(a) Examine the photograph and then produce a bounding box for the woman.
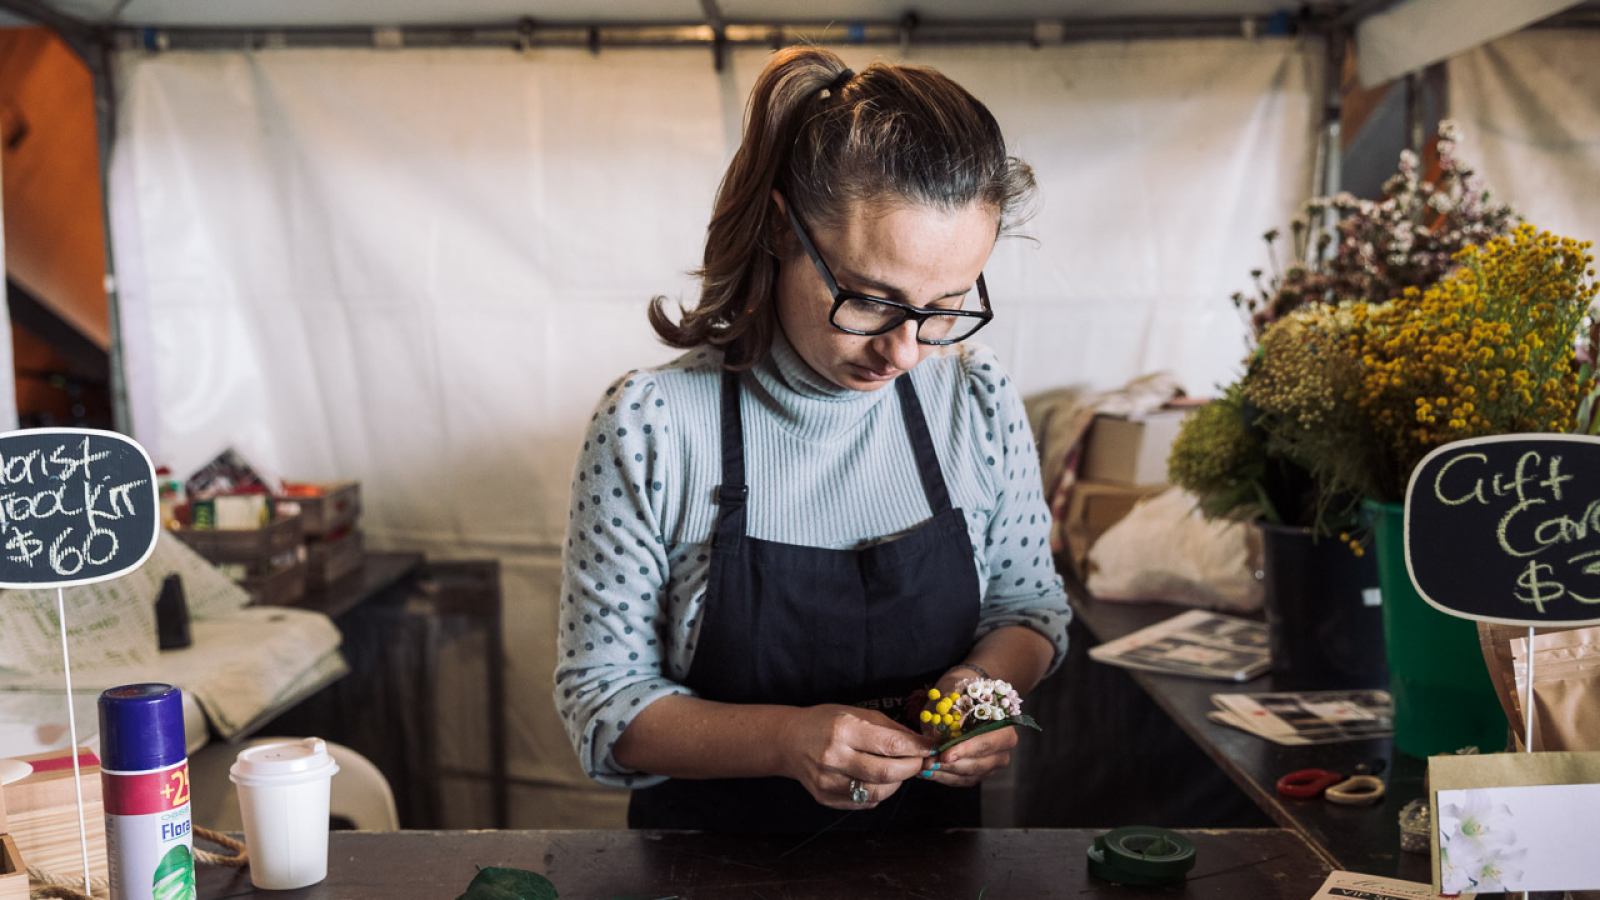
[555,46,1070,832]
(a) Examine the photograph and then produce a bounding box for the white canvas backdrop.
[1448,30,1600,248]
[108,39,1316,825]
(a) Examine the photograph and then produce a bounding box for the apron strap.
[714,368,749,549]
[894,374,953,515]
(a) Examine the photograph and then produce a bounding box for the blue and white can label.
[102,758,195,900]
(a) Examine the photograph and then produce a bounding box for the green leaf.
[936,714,1040,753]
[152,844,196,900]
[456,866,560,900]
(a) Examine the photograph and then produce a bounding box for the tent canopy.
[17,0,1322,29]
[8,0,1598,87]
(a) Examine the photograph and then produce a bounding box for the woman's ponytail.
[649,47,849,366]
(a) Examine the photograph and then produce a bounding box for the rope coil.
[26,827,248,900]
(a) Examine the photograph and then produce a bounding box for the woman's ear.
[767,191,797,260]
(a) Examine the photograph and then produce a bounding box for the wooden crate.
[241,559,308,606]
[279,481,361,538]
[4,750,107,889]
[306,529,364,589]
[170,511,303,572]
[0,773,21,900]
[0,833,25,900]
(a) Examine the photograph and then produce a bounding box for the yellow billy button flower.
[920,710,934,724]
[927,689,941,701]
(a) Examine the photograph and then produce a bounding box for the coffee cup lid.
[229,738,340,787]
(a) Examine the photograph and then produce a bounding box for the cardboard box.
[1058,479,1167,582]
[4,749,108,888]
[1079,410,1193,486]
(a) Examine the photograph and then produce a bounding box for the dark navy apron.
[628,368,984,832]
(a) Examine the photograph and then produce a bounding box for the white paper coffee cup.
[229,737,341,890]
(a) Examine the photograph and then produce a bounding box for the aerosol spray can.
[99,684,196,900]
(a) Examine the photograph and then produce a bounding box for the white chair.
[189,737,399,832]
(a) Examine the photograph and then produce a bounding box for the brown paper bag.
[1478,621,1528,745]
[1512,625,1600,753]
[1478,622,1600,752]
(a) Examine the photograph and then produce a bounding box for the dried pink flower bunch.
[1234,120,1519,340]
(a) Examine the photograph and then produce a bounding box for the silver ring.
[848,779,869,804]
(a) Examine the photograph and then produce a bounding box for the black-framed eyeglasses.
[783,199,994,345]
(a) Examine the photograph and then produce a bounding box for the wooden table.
[1070,596,1433,881]
[197,829,1333,899]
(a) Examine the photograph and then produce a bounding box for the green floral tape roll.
[1086,826,1197,885]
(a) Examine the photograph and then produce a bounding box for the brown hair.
[647,46,1037,368]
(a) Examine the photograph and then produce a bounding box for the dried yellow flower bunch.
[1347,224,1597,500]
[1247,303,1365,433]
[1166,383,1268,521]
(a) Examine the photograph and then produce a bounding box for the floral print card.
[1430,750,1600,894]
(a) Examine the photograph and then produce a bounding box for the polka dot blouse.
[555,329,1072,787]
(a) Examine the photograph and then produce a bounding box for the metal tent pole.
[110,15,1295,53]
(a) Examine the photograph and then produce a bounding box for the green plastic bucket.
[1366,499,1507,758]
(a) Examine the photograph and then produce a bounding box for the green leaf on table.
[937,714,1041,753]
[456,866,560,900]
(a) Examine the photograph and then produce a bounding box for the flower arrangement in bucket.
[1168,121,1521,539]
[1170,121,1600,752]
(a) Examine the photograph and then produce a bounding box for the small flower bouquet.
[920,678,1040,751]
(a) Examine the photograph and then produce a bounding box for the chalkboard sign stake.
[1521,628,1535,900]
[53,584,94,897]
[1523,625,1537,755]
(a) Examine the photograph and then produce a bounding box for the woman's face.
[776,198,999,392]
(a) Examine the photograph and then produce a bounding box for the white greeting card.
[1437,783,1600,894]
[1431,751,1600,894]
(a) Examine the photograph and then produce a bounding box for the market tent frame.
[2,0,1598,434]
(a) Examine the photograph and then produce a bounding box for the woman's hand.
[919,725,1018,787]
[778,704,937,809]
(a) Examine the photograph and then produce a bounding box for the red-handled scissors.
[1276,767,1385,806]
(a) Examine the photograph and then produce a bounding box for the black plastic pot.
[1255,521,1388,689]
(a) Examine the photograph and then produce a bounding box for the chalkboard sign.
[0,427,160,589]
[1406,434,1600,627]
